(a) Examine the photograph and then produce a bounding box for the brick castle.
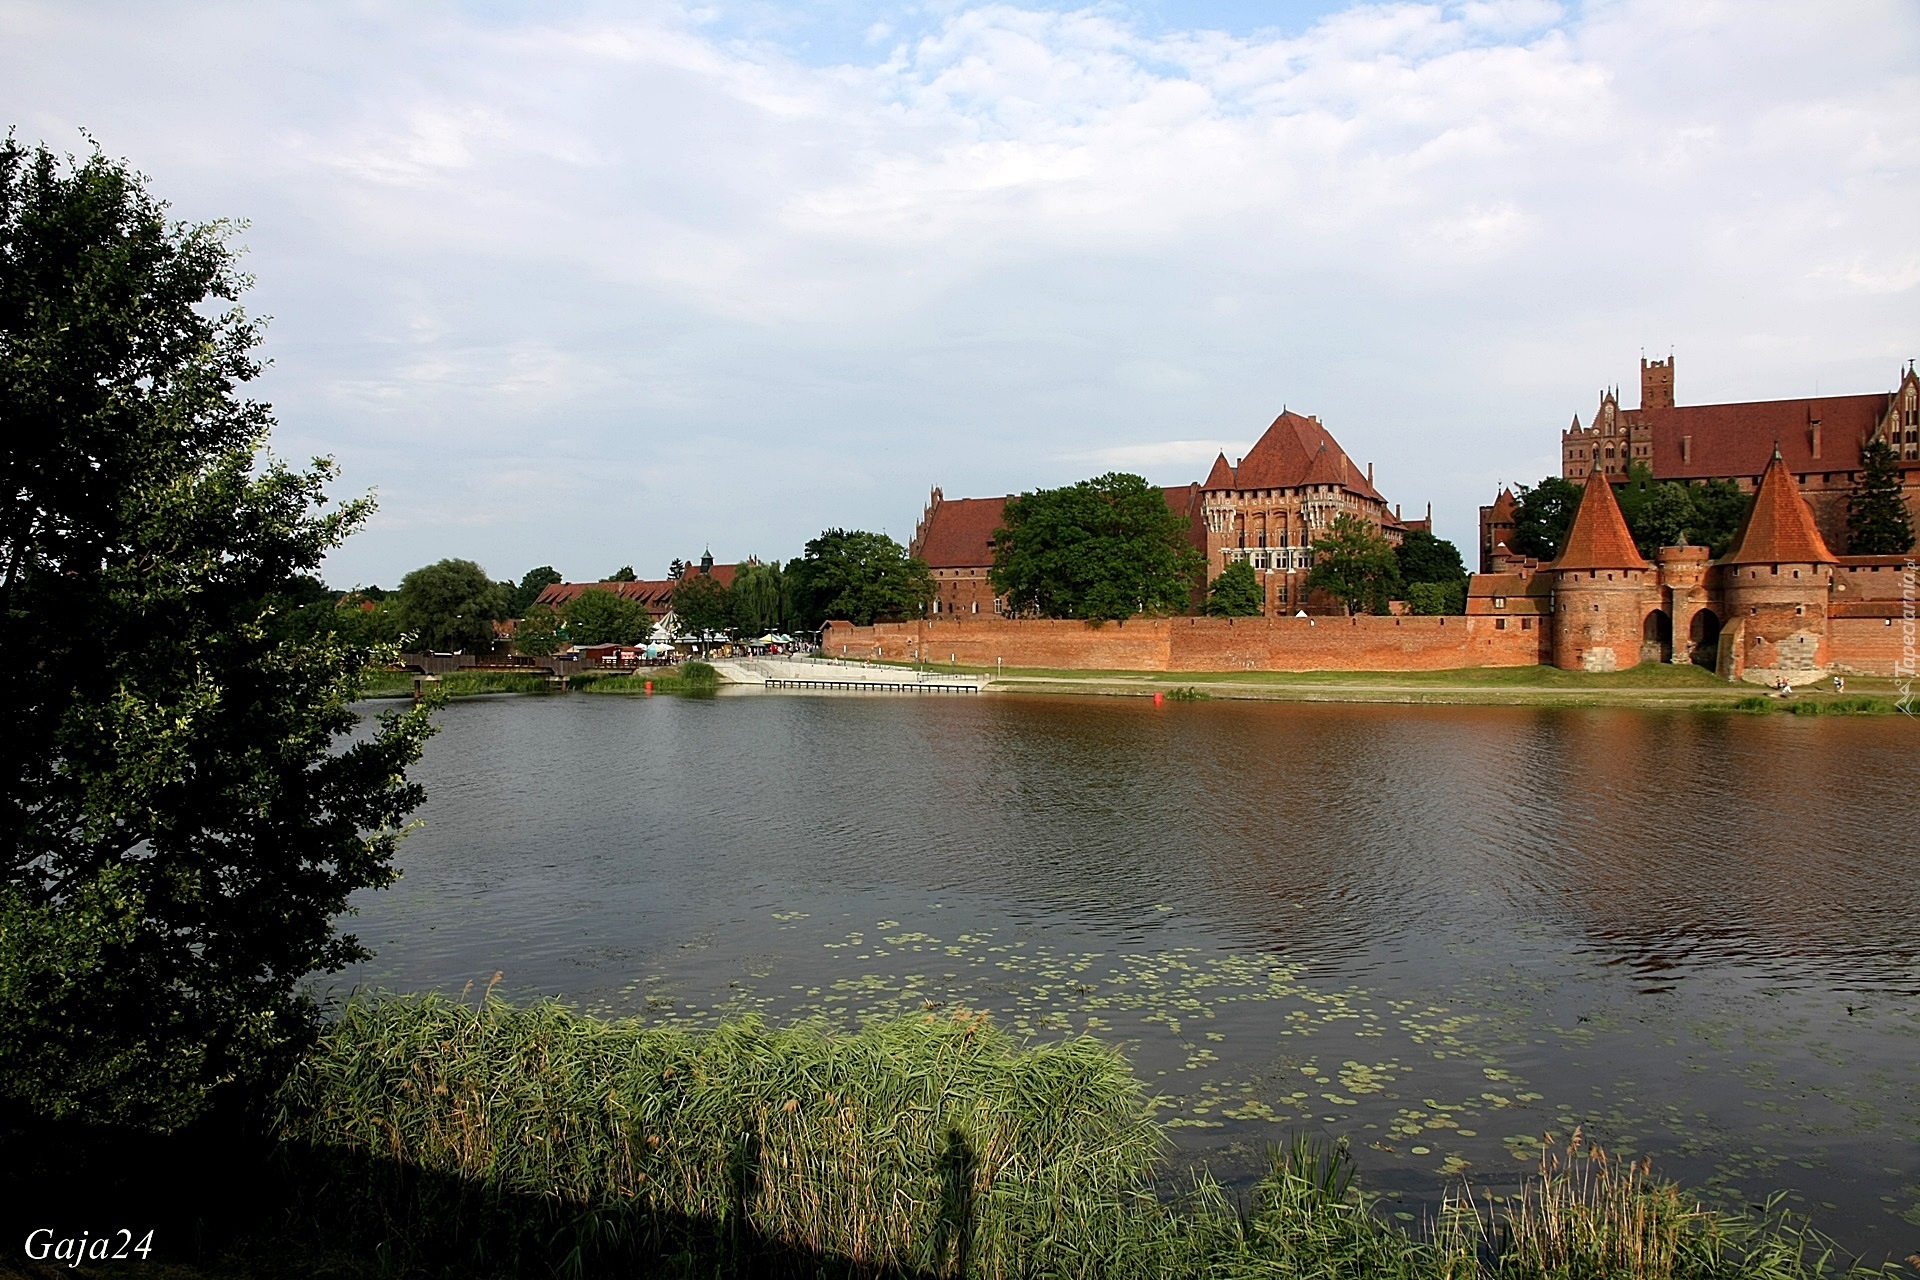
[835,361,1916,681]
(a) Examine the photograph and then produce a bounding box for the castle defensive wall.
[874,365,1916,682]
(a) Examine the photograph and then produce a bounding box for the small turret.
[1714,450,1835,682]
[1546,470,1660,671]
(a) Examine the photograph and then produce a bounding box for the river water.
[336,690,1920,1263]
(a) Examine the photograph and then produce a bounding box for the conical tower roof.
[1718,449,1836,565]
[1203,453,1236,490]
[1549,469,1652,571]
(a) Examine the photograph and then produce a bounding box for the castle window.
[1493,596,1507,609]
[1496,617,1508,630]
[1795,604,1804,616]
[971,600,978,614]
[1522,618,1532,630]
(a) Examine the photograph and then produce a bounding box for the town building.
[1556,355,1920,554]
[534,551,737,625]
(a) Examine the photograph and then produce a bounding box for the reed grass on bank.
[277,996,1900,1280]
[572,661,720,695]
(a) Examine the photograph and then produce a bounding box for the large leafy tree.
[1307,513,1400,615]
[1393,529,1466,615]
[990,473,1203,620]
[0,138,433,1131]
[671,571,733,649]
[394,558,508,651]
[788,530,934,629]
[1508,475,1583,561]
[1204,560,1264,616]
[513,603,566,656]
[562,587,653,645]
[731,560,789,635]
[1847,437,1915,555]
[508,565,562,616]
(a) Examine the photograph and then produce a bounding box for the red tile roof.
[912,496,1010,569]
[534,564,737,614]
[1488,487,1518,522]
[1550,469,1651,571]
[1641,393,1887,479]
[1718,451,1836,565]
[1204,410,1385,502]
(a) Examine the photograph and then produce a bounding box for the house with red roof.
[533,551,738,625]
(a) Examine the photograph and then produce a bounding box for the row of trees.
[1510,446,1915,562]
[287,528,943,654]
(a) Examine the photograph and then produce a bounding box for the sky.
[6,0,1917,587]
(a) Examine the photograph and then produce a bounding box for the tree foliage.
[730,560,790,636]
[671,571,733,647]
[508,565,562,616]
[989,473,1203,621]
[1393,529,1466,615]
[1307,514,1400,615]
[0,137,433,1131]
[1511,469,1750,561]
[561,588,652,646]
[514,602,566,655]
[1847,437,1916,555]
[603,565,637,582]
[1508,476,1583,561]
[1393,529,1464,587]
[788,530,934,629]
[394,558,508,651]
[1204,560,1264,616]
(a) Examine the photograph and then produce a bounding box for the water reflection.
[337,692,1920,1260]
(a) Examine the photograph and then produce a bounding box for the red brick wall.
[822,614,1549,672]
[1829,616,1911,675]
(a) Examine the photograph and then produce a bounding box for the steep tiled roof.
[1640,393,1887,479]
[1205,410,1385,502]
[1488,487,1518,522]
[1550,469,1652,571]
[535,563,737,613]
[912,496,1010,569]
[1718,450,1837,565]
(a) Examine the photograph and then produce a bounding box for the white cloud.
[3,0,1915,581]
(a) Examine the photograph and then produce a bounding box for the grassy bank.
[270,995,1900,1279]
[356,663,725,700]
[938,661,1905,712]
[571,660,721,695]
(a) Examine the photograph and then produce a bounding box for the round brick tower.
[1715,450,1837,682]
[1547,469,1661,672]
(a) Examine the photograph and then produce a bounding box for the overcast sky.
[7,0,1917,586]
